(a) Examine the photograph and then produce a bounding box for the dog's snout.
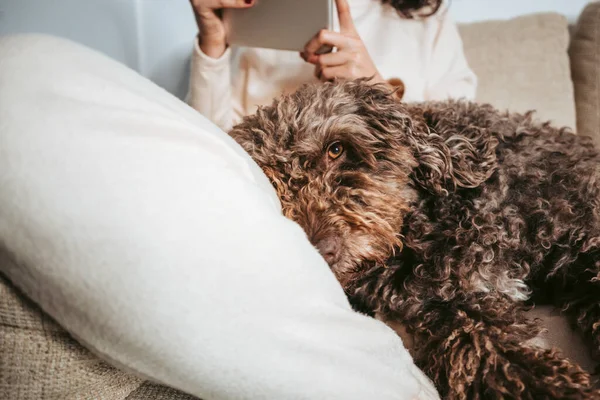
[315,237,342,265]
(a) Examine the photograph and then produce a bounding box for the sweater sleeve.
[424,11,477,101]
[186,38,243,132]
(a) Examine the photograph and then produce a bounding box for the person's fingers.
[218,0,254,7]
[191,0,254,32]
[306,51,350,67]
[335,0,356,33]
[314,65,322,80]
[191,0,254,10]
[303,30,352,60]
[319,65,352,81]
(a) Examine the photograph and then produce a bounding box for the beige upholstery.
[127,383,197,400]
[459,13,576,130]
[570,1,600,144]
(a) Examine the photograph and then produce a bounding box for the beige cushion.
[570,1,600,144]
[459,13,576,130]
[127,383,197,400]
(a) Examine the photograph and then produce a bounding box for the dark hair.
[382,0,444,18]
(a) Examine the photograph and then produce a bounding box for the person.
[187,0,476,132]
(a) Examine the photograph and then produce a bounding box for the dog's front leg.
[400,294,597,400]
[542,248,600,370]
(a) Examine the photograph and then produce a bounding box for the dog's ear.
[351,83,498,195]
[405,106,499,196]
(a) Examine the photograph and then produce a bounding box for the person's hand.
[189,0,254,59]
[300,0,384,84]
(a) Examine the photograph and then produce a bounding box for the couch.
[2,2,600,399]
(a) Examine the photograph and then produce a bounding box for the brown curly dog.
[229,79,600,399]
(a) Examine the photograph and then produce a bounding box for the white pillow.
[0,34,439,400]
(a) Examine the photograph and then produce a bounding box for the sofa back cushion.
[459,13,576,130]
[570,1,600,144]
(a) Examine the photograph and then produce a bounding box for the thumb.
[335,0,356,33]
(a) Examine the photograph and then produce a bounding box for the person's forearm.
[199,33,228,59]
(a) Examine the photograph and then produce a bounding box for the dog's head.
[229,80,427,285]
[230,80,498,286]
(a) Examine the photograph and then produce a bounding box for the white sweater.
[187,0,476,132]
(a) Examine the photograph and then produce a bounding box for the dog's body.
[229,80,600,399]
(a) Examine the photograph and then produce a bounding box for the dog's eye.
[327,142,344,160]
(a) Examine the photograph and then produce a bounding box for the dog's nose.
[315,237,342,265]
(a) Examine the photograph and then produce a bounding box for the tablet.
[223,0,334,52]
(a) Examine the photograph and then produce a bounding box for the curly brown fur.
[229,80,600,399]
